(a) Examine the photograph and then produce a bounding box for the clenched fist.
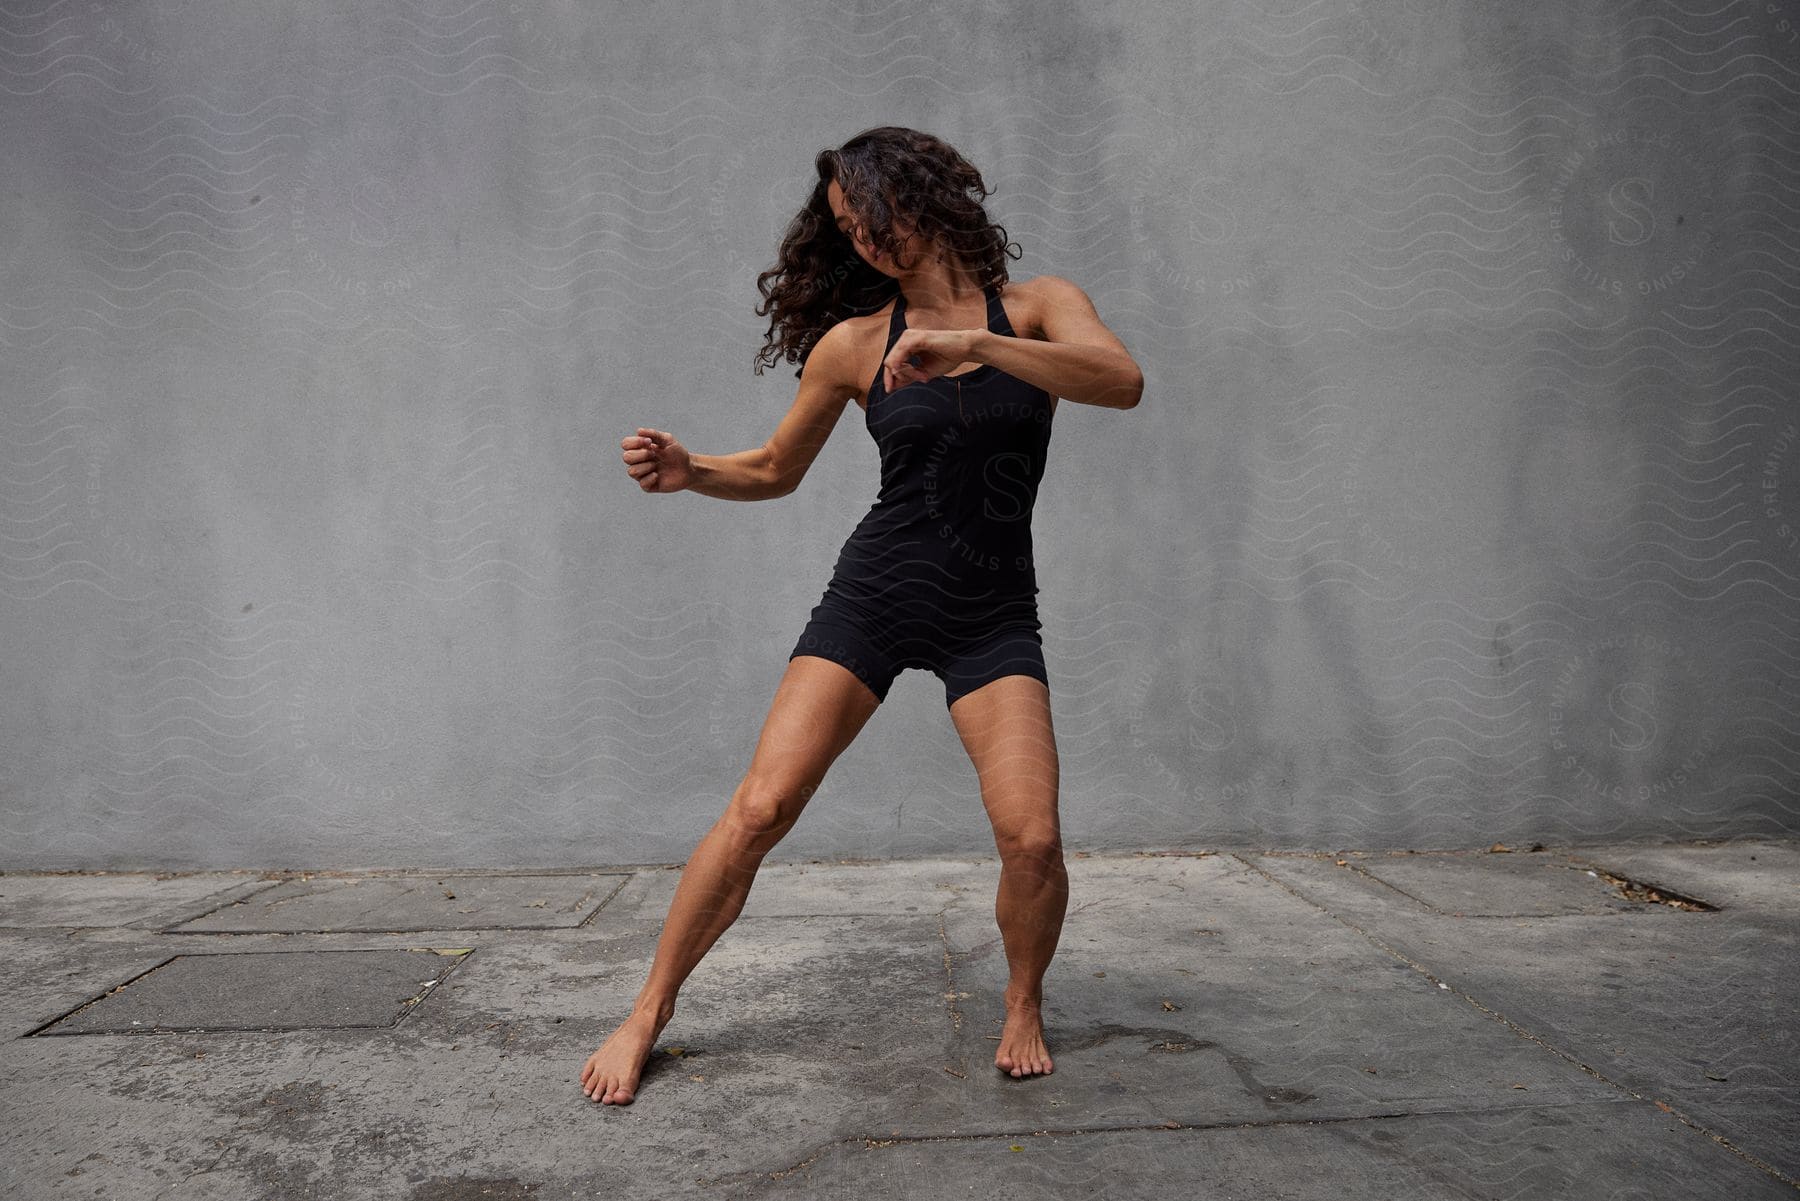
[621,427,692,493]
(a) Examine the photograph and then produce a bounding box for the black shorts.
[788,599,1048,709]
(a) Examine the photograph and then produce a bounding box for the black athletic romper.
[788,281,1055,709]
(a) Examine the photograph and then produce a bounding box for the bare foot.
[580,1011,666,1105]
[994,993,1054,1078]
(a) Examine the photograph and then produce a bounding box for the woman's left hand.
[883,328,978,394]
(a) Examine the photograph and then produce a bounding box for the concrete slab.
[738,855,993,918]
[1334,850,1635,916]
[164,872,633,933]
[933,853,1618,1135]
[31,947,472,1035]
[0,913,958,1200]
[540,856,990,931]
[1246,844,1800,1180]
[0,870,272,930]
[710,1102,1797,1200]
[1560,839,1800,914]
[0,842,1793,1199]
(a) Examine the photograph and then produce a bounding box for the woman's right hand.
[621,427,693,493]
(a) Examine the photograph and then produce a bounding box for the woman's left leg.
[948,671,1065,1078]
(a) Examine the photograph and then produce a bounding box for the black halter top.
[821,282,1055,632]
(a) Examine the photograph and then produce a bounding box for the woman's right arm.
[684,445,778,500]
[628,321,857,501]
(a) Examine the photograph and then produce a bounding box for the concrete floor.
[1,839,1795,1199]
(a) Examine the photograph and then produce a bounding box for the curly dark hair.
[750,126,1021,378]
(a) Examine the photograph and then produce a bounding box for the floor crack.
[937,909,965,1037]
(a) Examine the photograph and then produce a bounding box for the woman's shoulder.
[823,292,901,338]
[814,300,897,405]
[825,300,895,358]
[1000,274,1071,341]
[1006,273,1078,301]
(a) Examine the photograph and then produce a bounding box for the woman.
[582,126,1143,1105]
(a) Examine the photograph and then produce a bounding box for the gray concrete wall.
[2,0,1796,870]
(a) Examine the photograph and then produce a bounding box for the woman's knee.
[722,774,817,848]
[994,823,1063,866]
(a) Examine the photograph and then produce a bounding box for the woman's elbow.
[763,447,805,499]
[1119,367,1144,409]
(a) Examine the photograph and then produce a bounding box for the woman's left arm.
[976,275,1144,409]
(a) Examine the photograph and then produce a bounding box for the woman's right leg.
[579,653,883,1104]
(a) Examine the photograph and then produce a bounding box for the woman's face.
[826,177,917,274]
